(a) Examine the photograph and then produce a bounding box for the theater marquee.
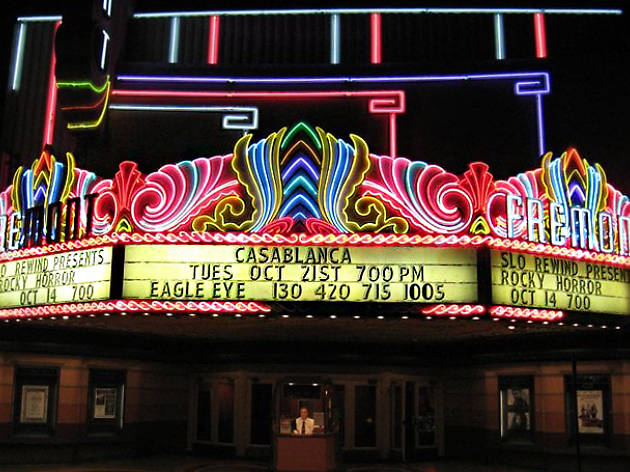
[1,124,630,318]
[491,250,630,315]
[122,245,478,303]
[0,247,113,308]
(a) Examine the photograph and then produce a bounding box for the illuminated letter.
[22,205,45,247]
[526,198,546,243]
[619,216,630,255]
[550,202,567,246]
[506,194,523,238]
[597,212,615,254]
[570,207,594,250]
[64,197,81,241]
[7,213,21,251]
[46,201,63,244]
[84,193,98,237]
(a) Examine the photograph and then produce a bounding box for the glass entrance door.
[391,379,441,461]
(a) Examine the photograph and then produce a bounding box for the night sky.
[0,1,628,190]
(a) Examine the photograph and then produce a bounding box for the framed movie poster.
[88,369,126,433]
[499,376,534,442]
[20,385,49,423]
[93,387,118,419]
[565,374,611,445]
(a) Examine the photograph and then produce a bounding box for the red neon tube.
[370,13,382,64]
[43,21,61,147]
[207,15,220,64]
[534,13,547,59]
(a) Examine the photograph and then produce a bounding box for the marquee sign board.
[2,124,630,317]
[491,250,630,315]
[122,244,478,303]
[0,247,113,308]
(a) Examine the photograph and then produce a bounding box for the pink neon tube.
[207,15,220,64]
[370,13,382,64]
[43,21,61,147]
[534,13,547,59]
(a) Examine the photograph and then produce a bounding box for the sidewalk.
[0,456,544,472]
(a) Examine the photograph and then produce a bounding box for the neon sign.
[2,124,630,259]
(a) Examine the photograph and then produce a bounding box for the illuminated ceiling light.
[143,312,150,316]
[166,312,173,317]
[3,320,8,323]
[587,324,594,328]
[62,316,69,320]
[508,325,516,330]
[401,315,409,320]
[89,314,96,318]
[615,326,621,330]
[472,316,479,320]
[353,315,360,319]
[121,312,127,316]
[312,383,319,386]
[573,323,579,327]
[329,315,337,319]
[527,320,533,324]
[104,313,110,317]
[601,325,607,329]
[212,313,219,317]
[282,314,289,318]
[542,321,549,325]
[258,314,265,318]
[492,318,500,322]
[449,316,456,320]
[51,316,56,320]
[189,313,196,317]
[15,319,20,323]
[306,314,314,319]
[558,322,564,326]
[425,316,433,320]
[377,315,384,320]
[235,314,242,318]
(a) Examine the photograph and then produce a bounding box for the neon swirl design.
[363,155,473,234]
[131,156,238,232]
[230,130,284,232]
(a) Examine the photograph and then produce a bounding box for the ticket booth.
[273,377,337,472]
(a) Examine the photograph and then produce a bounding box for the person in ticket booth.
[295,407,314,435]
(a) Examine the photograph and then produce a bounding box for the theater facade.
[0,3,628,470]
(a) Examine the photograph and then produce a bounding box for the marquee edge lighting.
[0,299,272,319]
[4,233,630,268]
[489,306,564,321]
[421,304,486,316]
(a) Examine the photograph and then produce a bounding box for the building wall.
[0,352,188,464]
[444,360,630,470]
